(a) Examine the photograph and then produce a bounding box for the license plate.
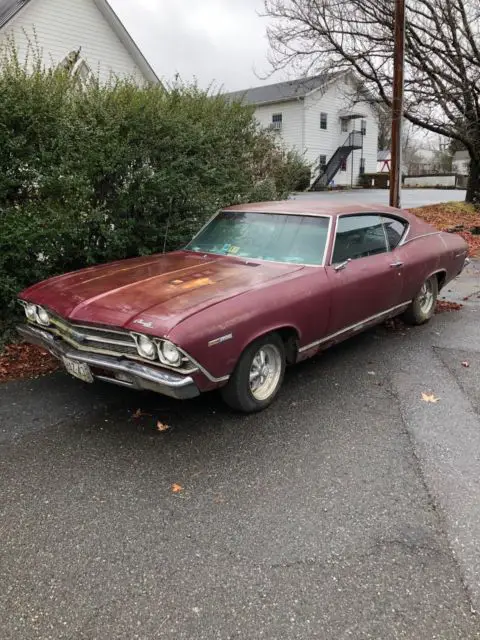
[62,357,94,383]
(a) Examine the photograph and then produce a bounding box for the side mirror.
[334,258,351,272]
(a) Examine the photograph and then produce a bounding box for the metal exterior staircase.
[310,131,363,191]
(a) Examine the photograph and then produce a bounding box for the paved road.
[292,188,466,209]
[1,263,480,639]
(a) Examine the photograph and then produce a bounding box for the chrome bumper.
[17,324,200,400]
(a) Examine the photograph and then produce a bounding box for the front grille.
[31,313,198,375]
[50,316,139,357]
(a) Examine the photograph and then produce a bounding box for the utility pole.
[390,0,406,208]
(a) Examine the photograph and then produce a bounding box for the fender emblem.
[133,319,154,329]
[208,333,233,347]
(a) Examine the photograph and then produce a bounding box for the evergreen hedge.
[0,52,309,341]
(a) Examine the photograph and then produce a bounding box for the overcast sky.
[110,0,283,91]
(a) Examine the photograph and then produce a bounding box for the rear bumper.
[17,324,200,400]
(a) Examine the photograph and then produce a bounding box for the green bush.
[0,50,309,341]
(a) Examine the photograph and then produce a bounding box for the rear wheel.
[221,333,286,413]
[403,275,438,325]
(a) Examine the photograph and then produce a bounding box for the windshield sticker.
[227,245,240,254]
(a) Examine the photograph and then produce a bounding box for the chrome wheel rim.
[249,344,282,401]
[419,280,434,314]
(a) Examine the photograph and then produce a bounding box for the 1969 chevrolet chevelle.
[18,201,469,412]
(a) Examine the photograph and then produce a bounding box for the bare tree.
[402,122,423,174]
[375,104,392,151]
[263,0,480,204]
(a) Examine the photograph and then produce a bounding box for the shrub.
[0,50,309,341]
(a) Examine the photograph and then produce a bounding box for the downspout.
[300,97,306,156]
[351,148,354,187]
[360,122,365,186]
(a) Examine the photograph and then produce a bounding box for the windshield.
[185,211,330,265]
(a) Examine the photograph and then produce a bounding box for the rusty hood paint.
[20,251,304,336]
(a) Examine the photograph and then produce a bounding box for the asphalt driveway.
[292,188,466,208]
[1,262,479,639]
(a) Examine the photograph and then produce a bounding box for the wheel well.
[274,327,300,364]
[435,270,447,291]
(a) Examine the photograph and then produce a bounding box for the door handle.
[334,258,351,271]
[390,261,404,268]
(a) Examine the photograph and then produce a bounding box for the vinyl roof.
[224,200,405,217]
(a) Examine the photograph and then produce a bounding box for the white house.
[225,72,378,189]
[452,150,470,176]
[0,0,159,85]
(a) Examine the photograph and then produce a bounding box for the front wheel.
[221,334,286,413]
[403,275,438,325]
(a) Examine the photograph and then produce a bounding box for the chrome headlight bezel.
[24,302,37,322]
[36,306,50,326]
[158,340,182,367]
[135,334,157,361]
[131,333,186,369]
[21,301,50,326]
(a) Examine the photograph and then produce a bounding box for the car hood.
[21,251,303,336]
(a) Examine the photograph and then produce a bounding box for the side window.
[332,215,388,263]
[320,112,328,130]
[381,216,408,249]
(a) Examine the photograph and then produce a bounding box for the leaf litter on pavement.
[422,392,440,403]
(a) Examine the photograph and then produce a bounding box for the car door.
[381,214,442,304]
[325,214,404,335]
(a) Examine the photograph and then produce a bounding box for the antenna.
[162,197,173,253]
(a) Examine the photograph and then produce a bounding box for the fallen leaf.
[171,483,183,493]
[0,342,59,382]
[462,361,470,368]
[422,392,440,403]
[435,300,463,313]
[156,421,170,432]
[132,408,151,419]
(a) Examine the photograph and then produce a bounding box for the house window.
[361,119,367,135]
[359,157,366,175]
[341,119,349,133]
[340,157,347,172]
[320,112,328,130]
[271,113,282,130]
[318,155,327,173]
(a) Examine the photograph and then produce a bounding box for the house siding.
[0,0,145,83]
[253,99,305,155]
[303,80,378,186]
[251,77,378,187]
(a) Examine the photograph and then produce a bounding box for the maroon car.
[18,201,469,412]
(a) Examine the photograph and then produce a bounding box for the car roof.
[223,200,407,218]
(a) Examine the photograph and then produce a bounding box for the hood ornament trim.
[133,319,154,329]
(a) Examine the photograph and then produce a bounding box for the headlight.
[36,307,50,326]
[159,341,181,366]
[137,335,156,360]
[25,303,37,322]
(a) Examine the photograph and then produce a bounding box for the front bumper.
[17,324,200,400]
